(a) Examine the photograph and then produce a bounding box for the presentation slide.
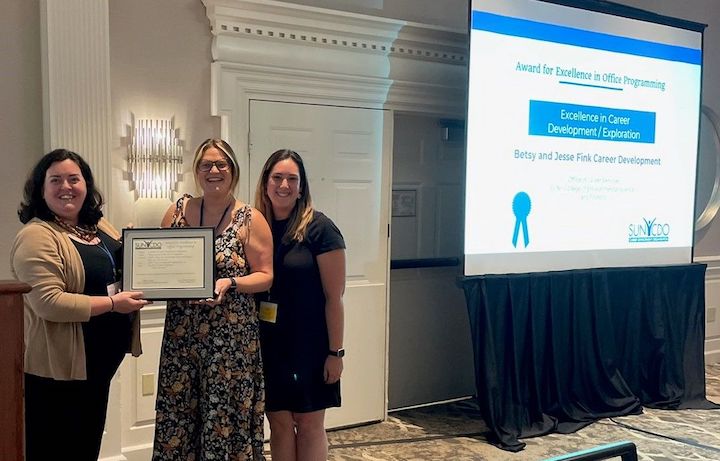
[465,0,703,275]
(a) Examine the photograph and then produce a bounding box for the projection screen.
[464,0,705,275]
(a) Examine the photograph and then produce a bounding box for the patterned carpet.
[318,364,720,460]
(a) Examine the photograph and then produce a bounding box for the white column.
[41,0,114,221]
[40,3,123,459]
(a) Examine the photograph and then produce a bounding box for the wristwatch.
[328,348,345,358]
[229,277,237,291]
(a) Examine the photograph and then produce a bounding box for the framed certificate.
[122,227,215,300]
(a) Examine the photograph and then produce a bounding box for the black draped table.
[461,263,719,451]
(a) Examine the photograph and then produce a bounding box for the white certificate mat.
[122,227,215,299]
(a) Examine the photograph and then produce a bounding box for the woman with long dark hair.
[255,149,346,461]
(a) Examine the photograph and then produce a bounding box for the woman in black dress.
[255,149,346,461]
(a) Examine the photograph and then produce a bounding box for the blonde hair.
[191,138,240,192]
[254,149,314,243]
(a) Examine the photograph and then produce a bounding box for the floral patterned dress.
[153,195,265,461]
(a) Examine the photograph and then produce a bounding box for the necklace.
[53,215,98,242]
[200,198,233,235]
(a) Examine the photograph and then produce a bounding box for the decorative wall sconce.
[127,118,183,199]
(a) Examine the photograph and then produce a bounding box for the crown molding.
[203,0,468,116]
[204,0,467,66]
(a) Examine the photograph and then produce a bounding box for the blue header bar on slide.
[471,11,701,65]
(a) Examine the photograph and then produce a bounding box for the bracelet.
[229,277,237,291]
[109,295,115,313]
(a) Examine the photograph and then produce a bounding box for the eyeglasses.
[198,160,230,172]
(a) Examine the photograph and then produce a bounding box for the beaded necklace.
[53,215,98,242]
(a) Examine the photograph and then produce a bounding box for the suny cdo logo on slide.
[628,218,670,243]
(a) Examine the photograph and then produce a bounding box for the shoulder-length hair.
[18,149,104,225]
[191,138,240,192]
[254,149,314,243]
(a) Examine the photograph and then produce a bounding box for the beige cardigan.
[11,217,141,380]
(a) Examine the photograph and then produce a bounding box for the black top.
[71,231,131,381]
[260,210,345,412]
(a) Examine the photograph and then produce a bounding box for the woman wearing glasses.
[152,139,273,460]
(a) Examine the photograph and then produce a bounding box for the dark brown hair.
[18,149,104,225]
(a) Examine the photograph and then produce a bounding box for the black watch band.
[229,277,237,290]
[328,348,345,358]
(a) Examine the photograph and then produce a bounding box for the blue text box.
[528,100,656,143]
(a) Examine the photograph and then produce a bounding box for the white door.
[248,100,391,428]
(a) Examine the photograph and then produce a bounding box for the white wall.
[109,0,219,230]
[612,0,720,362]
[389,113,474,409]
[279,0,469,30]
[106,3,221,458]
[615,0,720,260]
[0,0,43,279]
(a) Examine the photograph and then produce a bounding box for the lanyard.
[96,239,117,280]
[200,198,234,235]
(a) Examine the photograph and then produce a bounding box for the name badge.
[259,301,278,323]
[107,281,121,296]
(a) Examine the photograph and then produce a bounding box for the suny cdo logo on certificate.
[628,217,670,243]
[134,240,162,250]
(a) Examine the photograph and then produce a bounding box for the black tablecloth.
[462,263,718,451]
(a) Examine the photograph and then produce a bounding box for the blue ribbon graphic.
[512,192,531,248]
